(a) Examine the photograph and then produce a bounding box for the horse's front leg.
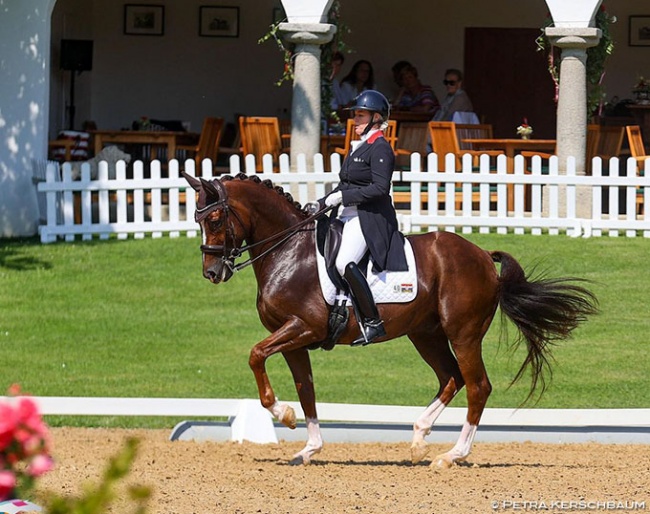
[249,317,318,432]
[283,348,322,466]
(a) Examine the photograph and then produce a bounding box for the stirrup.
[351,319,386,347]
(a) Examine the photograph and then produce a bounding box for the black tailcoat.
[328,132,408,273]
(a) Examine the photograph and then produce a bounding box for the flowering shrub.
[0,385,53,503]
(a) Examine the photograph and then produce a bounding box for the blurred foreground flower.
[0,386,53,503]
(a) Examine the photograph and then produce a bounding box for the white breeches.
[335,214,368,277]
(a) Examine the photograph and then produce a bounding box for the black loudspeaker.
[60,39,93,71]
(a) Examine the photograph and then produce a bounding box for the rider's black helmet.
[346,90,390,121]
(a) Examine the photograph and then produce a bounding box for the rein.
[197,191,332,273]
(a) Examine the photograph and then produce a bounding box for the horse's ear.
[201,178,225,203]
[181,170,201,192]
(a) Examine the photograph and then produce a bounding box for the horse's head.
[183,172,243,284]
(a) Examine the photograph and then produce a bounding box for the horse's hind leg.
[408,326,465,464]
[433,336,492,468]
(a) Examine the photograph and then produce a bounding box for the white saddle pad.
[317,238,418,306]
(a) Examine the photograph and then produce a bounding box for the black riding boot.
[343,262,386,346]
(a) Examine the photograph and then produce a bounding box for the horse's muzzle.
[203,261,234,284]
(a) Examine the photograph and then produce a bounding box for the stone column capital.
[278,22,336,45]
[544,27,602,49]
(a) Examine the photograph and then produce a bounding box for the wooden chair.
[625,125,648,214]
[177,117,224,174]
[279,118,292,152]
[429,121,502,171]
[626,125,648,166]
[456,123,494,150]
[394,122,429,168]
[239,116,283,172]
[586,125,623,174]
[333,119,398,156]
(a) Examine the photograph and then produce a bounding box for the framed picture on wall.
[124,4,165,36]
[629,15,650,46]
[199,6,239,38]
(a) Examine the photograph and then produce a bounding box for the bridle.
[195,180,332,274]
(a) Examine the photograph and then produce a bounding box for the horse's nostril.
[204,269,218,282]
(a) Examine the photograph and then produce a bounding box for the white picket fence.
[35,152,650,243]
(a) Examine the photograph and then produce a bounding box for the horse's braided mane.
[220,172,307,214]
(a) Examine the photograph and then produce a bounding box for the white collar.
[360,128,381,142]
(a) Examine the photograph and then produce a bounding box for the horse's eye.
[208,218,223,231]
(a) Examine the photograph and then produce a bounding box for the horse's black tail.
[490,251,599,404]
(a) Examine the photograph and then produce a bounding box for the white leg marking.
[413,398,446,442]
[292,417,323,465]
[411,398,446,464]
[433,421,478,468]
[269,400,286,420]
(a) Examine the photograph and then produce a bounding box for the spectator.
[433,68,474,121]
[393,65,440,114]
[329,51,346,110]
[391,60,412,88]
[339,60,375,107]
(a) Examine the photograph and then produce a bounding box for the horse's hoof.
[410,441,430,464]
[280,405,297,429]
[288,455,309,466]
[431,453,454,469]
[289,453,311,466]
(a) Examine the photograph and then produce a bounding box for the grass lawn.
[1,232,649,428]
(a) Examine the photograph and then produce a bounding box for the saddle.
[314,213,414,351]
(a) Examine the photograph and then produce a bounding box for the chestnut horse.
[183,172,597,467]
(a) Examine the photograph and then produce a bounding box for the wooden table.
[463,138,556,210]
[92,130,199,161]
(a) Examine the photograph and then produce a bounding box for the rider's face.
[353,110,377,136]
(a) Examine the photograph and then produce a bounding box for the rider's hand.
[304,201,320,214]
[325,191,343,208]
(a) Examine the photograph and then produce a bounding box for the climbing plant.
[536,5,616,119]
[258,1,351,122]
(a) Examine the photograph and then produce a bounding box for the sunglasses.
[443,79,458,86]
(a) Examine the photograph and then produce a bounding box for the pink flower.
[0,470,16,501]
[28,454,54,477]
[0,405,18,451]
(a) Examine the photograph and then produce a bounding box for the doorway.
[464,28,557,139]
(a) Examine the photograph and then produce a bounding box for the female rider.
[321,90,407,345]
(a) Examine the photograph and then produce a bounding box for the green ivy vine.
[258,1,351,122]
[536,6,616,119]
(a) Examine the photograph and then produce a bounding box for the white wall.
[48,0,646,136]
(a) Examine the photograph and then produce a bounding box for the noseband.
[195,181,332,274]
[195,183,246,274]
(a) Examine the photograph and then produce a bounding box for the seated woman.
[393,65,440,114]
[339,60,376,108]
[433,68,474,121]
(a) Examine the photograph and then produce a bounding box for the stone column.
[545,27,601,217]
[278,23,336,170]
